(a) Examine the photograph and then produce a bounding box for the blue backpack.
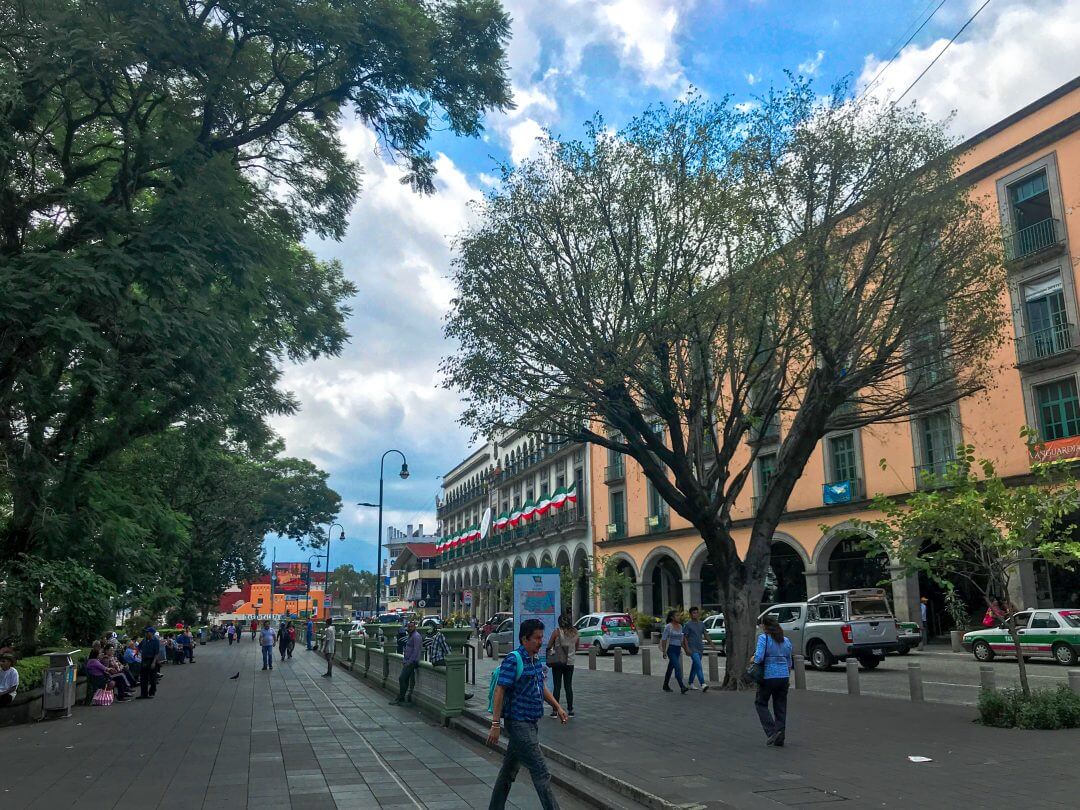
[487,649,525,715]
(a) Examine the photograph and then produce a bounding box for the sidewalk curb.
[451,707,721,810]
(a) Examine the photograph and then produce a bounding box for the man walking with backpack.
[487,618,567,810]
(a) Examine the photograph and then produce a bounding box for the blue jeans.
[261,645,273,669]
[664,647,686,690]
[687,651,705,686]
[489,720,559,810]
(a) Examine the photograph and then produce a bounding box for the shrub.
[978,685,1080,730]
[9,650,91,691]
[630,610,656,636]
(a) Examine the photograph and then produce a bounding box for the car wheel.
[808,642,833,671]
[485,642,493,658]
[857,656,881,670]
[896,644,910,656]
[972,640,994,662]
[594,640,609,656]
[1052,642,1078,666]
[628,646,639,655]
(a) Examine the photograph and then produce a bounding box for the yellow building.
[590,78,1080,633]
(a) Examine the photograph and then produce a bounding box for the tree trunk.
[719,569,765,690]
[1006,618,1031,697]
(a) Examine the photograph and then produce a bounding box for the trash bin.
[42,649,79,719]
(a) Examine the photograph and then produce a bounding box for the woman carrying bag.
[546,613,578,717]
[751,615,793,746]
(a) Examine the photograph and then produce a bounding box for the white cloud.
[798,50,825,76]
[600,0,683,87]
[478,172,500,188]
[507,118,548,164]
[746,72,759,86]
[857,0,1080,138]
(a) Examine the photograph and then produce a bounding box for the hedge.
[13,651,91,691]
[978,685,1080,730]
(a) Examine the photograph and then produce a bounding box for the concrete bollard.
[908,662,924,702]
[846,658,860,696]
[614,647,623,673]
[979,665,996,691]
[1069,669,1080,696]
[793,655,807,690]
[589,646,597,670]
[708,651,719,683]
[950,630,964,653]
[641,647,651,676]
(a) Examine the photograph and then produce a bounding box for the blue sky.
[263,0,1080,574]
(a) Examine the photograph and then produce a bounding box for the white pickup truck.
[761,588,901,671]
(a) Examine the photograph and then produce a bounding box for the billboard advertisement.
[273,562,310,595]
[512,567,560,670]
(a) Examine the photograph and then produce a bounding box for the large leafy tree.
[0,0,512,642]
[445,82,1005,687]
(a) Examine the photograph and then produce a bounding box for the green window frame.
[609,490,626,526]
[827,433,858,484]
[1035,378,1080,441]
[758,452,778,494]
[918,411,955,468]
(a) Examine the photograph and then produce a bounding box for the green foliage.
[10,652,91,692]
[630,610,659,637]
[979,686,1080,730]
[0,0,510,644]
[597,555,634,611]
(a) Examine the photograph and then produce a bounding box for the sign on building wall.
[273,562,310,594]
[512,568,560,669]
[1031,436,1080,463]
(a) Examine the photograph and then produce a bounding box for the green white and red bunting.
[438,482,579,553]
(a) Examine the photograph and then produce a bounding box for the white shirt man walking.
[322,621,336,678]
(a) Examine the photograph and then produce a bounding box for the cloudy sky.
[263,0,1080,573]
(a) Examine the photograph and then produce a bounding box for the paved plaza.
[0,641,586,810]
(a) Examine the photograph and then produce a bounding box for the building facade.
[215,572,330,622]
[438,431,596,622]
[383,523,436,610]
[590,78,1080,635]
[394,542,441,615]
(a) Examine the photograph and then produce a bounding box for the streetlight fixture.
[324,522,345,620]
[357,449,410,615]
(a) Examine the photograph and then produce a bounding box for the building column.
[804,568,830,598]
[1010,556,1037,610]
[681,578,702,610]
[636,581,652,616]
[891,567,920,623]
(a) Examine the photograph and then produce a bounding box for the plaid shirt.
[425,632,451,664]
[497,646,545,722]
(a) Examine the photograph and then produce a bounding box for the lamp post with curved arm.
[324,522,345,620]
[358,449,410,615]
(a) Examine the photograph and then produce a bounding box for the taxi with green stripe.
[962,608,1080,666]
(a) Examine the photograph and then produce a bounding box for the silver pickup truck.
[761,588,901,671]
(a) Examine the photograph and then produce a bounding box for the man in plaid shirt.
[425,626,451,666]
[487,618,567,810]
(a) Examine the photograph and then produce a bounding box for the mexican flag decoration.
[508,502,524,527]
[548,481,578,509]
[494,511,510,530]
[535,490,553,516]
[519,498,537,523]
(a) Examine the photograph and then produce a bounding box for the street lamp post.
[322,523,345,620]
[358,449,409,616]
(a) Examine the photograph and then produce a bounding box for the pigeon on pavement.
[229,672,240,680]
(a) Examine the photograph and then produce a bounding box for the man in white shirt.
[0,654,19,707]
[260,621,277,671]
[322,621,336,678]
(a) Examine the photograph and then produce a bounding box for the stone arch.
[814,522,894,595]
[571,544,591,618]
[639,546,688,616]
[539,551,554,568]
[525,553,538,569]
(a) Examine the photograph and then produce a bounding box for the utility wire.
[859,0,951,100]
[894,0,994,104]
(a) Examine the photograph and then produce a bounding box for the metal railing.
[1003,218,1063,262]
[603,461,625,483]
[606,521,626,540]
[1015,322,1078,366]
[645,513,669,533]
[913,461,954,490]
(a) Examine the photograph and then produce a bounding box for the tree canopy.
[445,80,1005,685]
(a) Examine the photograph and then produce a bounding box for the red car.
[481,612,512,639]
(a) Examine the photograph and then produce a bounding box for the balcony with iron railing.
[913,460,955,490]
[645,512,669,534]
[494,439,576,486]
[1003,218,1065,263]
[603,461,625,484]
[437,483,490,516]
[440,506,586,565]
[606,520,626,540]
[1015,322,1080,369]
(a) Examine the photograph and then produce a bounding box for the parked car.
[761,588,901,671]
[484,617,516,657]
[962,608,1080,666]
[703,613,726,655]
[481,612,512,639]
[420,616,442,632]
[895,621,921,654]
[575,612,639,655]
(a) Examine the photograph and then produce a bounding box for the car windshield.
[848,597,891,617]
[1060,611,1080,628]
[603,615,632,629]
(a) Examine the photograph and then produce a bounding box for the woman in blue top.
[753,614,793,746]
[661,610,689,694]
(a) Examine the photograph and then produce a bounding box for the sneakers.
[568,709,575,717]
[262,666,267,671]
[689,684,700,690]
[389,699,403,705]
[550,710,558,718]
[774,730,785,747]
[702,684,709,693]
[662,685,673,692]
[680,687,689,694]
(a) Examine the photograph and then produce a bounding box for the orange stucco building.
[591,77,1080,631]
[216,573,331,621]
